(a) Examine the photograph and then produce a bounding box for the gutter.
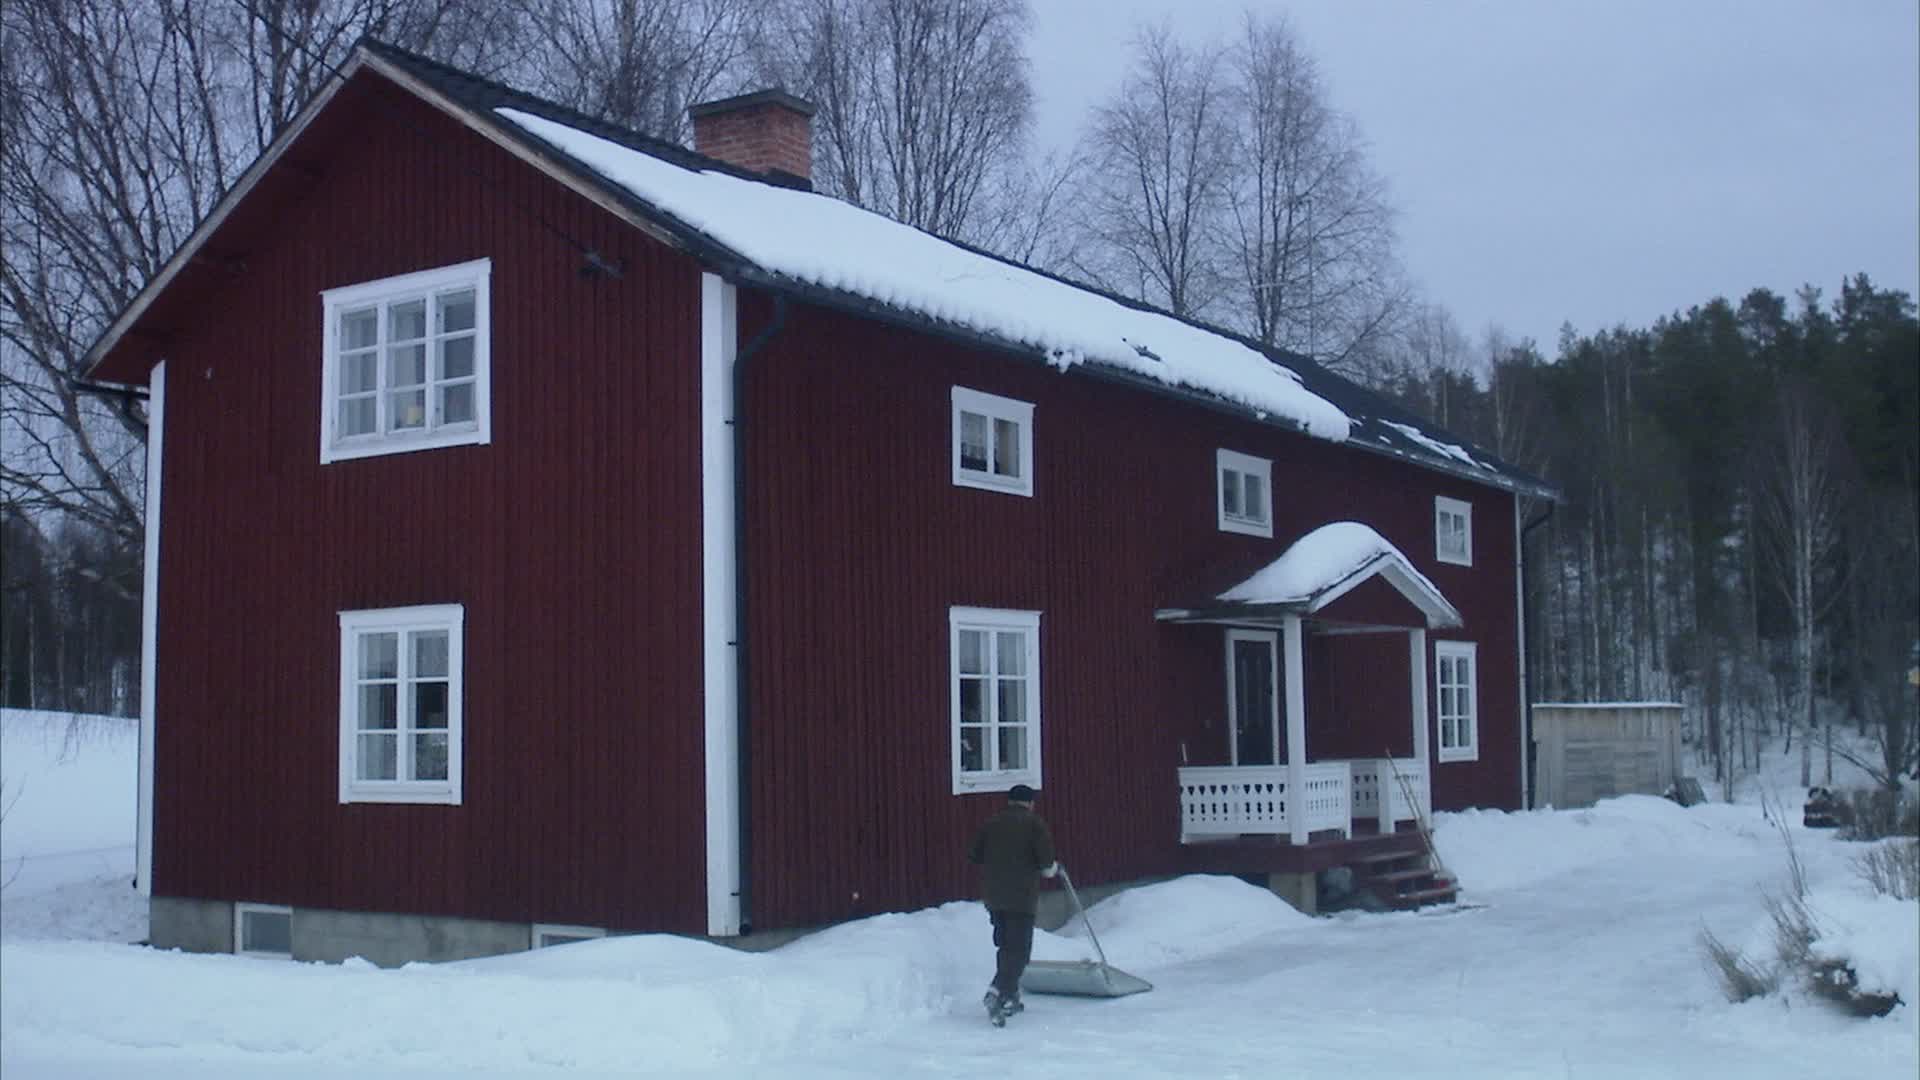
[729,290,788,934]
[1517,499,1556,809]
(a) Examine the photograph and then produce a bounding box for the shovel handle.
[1057,867,1113,969]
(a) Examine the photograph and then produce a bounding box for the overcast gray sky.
[1027,0,1920,352]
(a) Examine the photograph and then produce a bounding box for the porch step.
[1382,883,1459,910]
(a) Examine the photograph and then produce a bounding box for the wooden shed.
[1531,703,1685,809]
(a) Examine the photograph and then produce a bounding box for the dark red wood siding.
[739,296,1523,929]
[151,75,712,932]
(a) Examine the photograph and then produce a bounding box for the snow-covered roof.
[1160,522,1461,628]
[495,108,1353,441]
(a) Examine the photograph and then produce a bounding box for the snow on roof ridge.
[495,107,1352,442]
[1218,522,1400,605]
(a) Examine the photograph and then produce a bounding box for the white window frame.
[338,604,465,805]
[1216,449,1273,538]
[533,923,607,948]
[949,606,1042,794]
[320,258,493,464]
[235,902,294,959]
[951,386,1034,497]
[1435,495,1473,566]
[1435,640,1479,763]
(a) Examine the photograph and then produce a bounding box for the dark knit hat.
[1007,784,1037,803]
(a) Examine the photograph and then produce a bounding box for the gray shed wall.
[1532,703,1684,809]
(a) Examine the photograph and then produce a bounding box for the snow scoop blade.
[1020,959,1153,998]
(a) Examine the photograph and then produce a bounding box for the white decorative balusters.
[1182,758,1426,842]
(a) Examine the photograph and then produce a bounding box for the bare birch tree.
[1222,11,1402,368]
[1,0,520,712]
[1751,378,1849,786]
[516,0,754,141]
[752,0,1033,244]
[1075,22,1231,319]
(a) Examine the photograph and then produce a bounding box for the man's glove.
[1041,861,1060,878]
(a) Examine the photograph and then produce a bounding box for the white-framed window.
[950,606,1041,793]
[339,604,465,805]
[1435,496,1472,566]
[1216,449,1273,538]
[533,923,607,949]
[952,386,1034,496]
[320,259,492,463]
[235,902,293,959]
[1435,640,1478,763]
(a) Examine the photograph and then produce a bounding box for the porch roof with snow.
[1154,522,1463,629]
[81,39,1556,502]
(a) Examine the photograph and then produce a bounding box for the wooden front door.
[1227,629,1279,765]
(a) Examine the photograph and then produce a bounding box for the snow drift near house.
[3,708,1914,1078]
[495,108,1353,443]
[0,710,137,912]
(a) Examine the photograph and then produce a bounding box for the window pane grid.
[955,619,1035,778]
[352,625,455,784]
[335,286,482,441]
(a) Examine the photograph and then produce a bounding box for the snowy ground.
[2,708,1914,1078]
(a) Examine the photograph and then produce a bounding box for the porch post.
[1410,628,1430,816]
[1283,614,1308,844]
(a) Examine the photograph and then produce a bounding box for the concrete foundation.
[294,907,529,967]
[150,896,532,967]
[1265,870,1318,915]
[150,895,234,953]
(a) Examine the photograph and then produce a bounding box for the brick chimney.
[689,89,816,189]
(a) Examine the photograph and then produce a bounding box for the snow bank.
[1,710,137,909]
[1053,874,1313,969]
[1435,794,1781,893]
[1807,884,1920,1008]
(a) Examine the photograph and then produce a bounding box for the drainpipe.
[1518,499,1555,809]
[730,291,788,934]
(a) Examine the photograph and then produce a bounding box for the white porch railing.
[1178,763,1353,841]
[1179,758,1428,842]
[1349,758,1430,834]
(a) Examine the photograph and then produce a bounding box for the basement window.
[952,386,1034,496]
[338,604,465,805]
[235,903,293,959]
[320,259,492,463]
[533,924,607,949]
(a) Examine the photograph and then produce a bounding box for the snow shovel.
[1019,867,1153,997]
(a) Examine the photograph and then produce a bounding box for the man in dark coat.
[968,783,1057,1022]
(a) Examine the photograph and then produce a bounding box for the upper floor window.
[1435,496,1472,566]
[339,604,465,804]
[950,606,1042,793]
[1435,640,1478,763]
[1217,449,1272,538]
[952,386,1033,496]
[321,259,492,463]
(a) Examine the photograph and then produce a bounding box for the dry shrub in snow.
[1854,838,1920,902]
[1701,802,1906,1017]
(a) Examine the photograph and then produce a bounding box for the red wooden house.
[86,41,1555,964]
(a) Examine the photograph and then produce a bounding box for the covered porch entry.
[1156,522,1463,849]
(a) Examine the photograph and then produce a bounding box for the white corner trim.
[136,361,165,898]
[700,272,742,937]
